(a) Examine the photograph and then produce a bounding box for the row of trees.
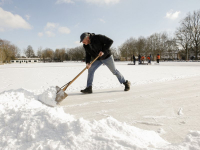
[22,45,69,62]
[35,46,119,62]
[119,10,200,60]
[35,46,83,62]
[119,32,177,61]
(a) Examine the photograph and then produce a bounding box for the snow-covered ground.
[0,61,200,150]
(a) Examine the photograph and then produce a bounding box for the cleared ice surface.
[1,62,200,93]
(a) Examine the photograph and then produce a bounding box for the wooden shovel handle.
[62,55,100,91]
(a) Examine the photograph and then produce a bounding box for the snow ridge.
[0,89,169,150]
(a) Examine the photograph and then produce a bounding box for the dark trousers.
[157,59,159,63]
[138,59,141,64]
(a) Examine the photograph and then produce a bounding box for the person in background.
[80,32,131,94]
[157,54,160,63]
[138,54,141,64]
[147,55,151,64]
[149,54,151,64]
[141,56,145,63]
[133,54,135,65]
[147,54,151,64]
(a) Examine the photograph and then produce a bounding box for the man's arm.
[85,51,91,64]
[83,44,91,64]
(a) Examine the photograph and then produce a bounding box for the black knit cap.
[80,32,89,43]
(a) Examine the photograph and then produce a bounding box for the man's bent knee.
[112,69,119,75]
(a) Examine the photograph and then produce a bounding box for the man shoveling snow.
[80,32,131,93]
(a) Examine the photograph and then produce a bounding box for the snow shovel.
[55,55,100,104]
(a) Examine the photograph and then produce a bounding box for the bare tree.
[54,49,61,62]
[136,36,146,56]
[55,48,67,62]
[176,10,200,60]
[165,38,178,60]
[146,36,155,59]
[37,46,43,60]
[66,46,85,61]
[175,27,192,60]
[119,37,137,60]
[60,48,66,62]
[44,48,54,62]
[41,50,47,62]
[0,39,5,63]
[24,45,35,58]
[148,33,165,60]
[0,39,19,63]
[189,10,200,60]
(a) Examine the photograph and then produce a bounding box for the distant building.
[10,58,40,63]
[120,57,132,61]
[161,52,179,60]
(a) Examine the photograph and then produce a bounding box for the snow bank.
[1,89,200,150]
[0,88,168,150]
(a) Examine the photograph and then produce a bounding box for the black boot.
[123,80,131,91]
[80,86,92,94]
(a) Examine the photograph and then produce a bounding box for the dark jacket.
[133,55,135,60]
[83,33,113,64]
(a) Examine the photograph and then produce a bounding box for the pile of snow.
[1,89,200,149]
[0,89,168,149]
[38,86,57,107]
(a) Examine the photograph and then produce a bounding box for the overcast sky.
[0,0,200,54]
